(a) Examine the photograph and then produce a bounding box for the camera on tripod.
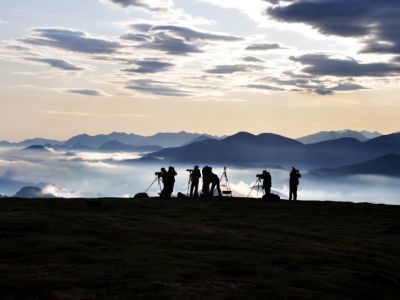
[155,171,162,176]
[256,174,263,179]
[186,169,194,172]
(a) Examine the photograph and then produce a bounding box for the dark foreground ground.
[0,198,399,300]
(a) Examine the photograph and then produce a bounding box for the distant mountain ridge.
[0,138,63,148]
[297,130,381,144]
[98,140,162,153]
[0,130,384,150]
[149,131,400,168]
[312,154,400,177]
[0,132,220,150]
[60,131,220,149]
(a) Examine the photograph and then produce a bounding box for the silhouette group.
[149,165,301,201]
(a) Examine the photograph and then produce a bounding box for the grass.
[0,198,399,299]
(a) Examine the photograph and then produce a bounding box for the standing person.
[209,167,222,198]
[202,166,211,197]
[258,170,272,196]
[190,166,201,198]
[289,167,301,201]
[158,167,168,198]
[165,166,177,199]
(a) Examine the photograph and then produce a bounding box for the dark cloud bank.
[267,0,400,55]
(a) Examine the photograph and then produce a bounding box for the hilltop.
[0,198,399,299]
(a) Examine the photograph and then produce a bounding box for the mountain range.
[0,131,217,150]
[297,130,381,144]
[0,130,382,150]
[311,154,400,177]
[148,132,400,169]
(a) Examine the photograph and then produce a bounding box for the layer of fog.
[0,147,398,205]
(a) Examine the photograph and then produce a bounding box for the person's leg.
[170,183,175,198]
[202,182,209,197]
[294,187,297,201]
[160,186,165,199]
[163,185,169,199]
[210,182,216,197]
[289,185,293,201]
[217,183,222,198]
[194,183,199,198]
[165,184,172,199]
[190,183,194,197]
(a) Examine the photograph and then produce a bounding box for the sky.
[0,0,399,141]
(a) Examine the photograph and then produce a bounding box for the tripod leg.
[145,177,159,194]
[247,179,258,198]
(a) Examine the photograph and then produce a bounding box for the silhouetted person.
[165,166,177,199]
[158,167,168,198]
[202,166,211,197]
[209,168,222,198]
[190,165,201,198]
[258,170,272,195]
[289,167,301,201]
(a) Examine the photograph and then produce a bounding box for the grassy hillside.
[0,198,399,299]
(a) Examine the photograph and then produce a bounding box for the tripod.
[219,167,232,197]
[144,176,162,194]
[247,177,264,198]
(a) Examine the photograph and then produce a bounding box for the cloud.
[120,33,150,42]
[122,60,174,73]
[67,89,108,96]
[246,43,284,51]
[259,72,367,95]
[267,0,400,54]
[242,56,264,63]
[206,64,259,74]
[330,82,367,91]
[27,58,84,71]
[21,28,121,54]
[290,54,400,77]
[140,32,202,55]
[150,25,242,41]
[314,86,334,96]
[103,0,171,12]
[125,79,191,96]
[247,84,285,91]
[129,23,153,32]
[314,82,367,95]
[42,184,82,198]
[124,23,242,55]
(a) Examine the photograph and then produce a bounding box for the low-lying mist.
[0,147,398,205]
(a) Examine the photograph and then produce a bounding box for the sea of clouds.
[0,147,398,205]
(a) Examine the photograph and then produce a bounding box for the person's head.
[161,167,166,173]
[263,170,268,174]
[194,165,199,170]
[168,166,174,171]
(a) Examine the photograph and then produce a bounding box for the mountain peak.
[23,145,49,151]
